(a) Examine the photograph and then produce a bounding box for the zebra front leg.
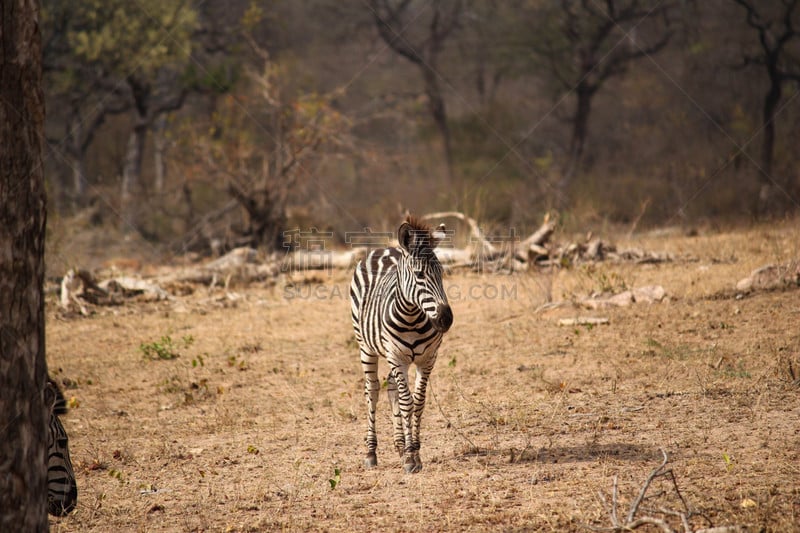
[389,364,418,473]
[386,372,405,456]
[361,350,380,468]
[410,360,435,472]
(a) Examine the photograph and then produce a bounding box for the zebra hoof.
[403,462,422,474]
[403,455,422,473]
[364,453,377,468]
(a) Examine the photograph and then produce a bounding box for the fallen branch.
[735,260,800,293]
[520,215,556,249]
[60,268,118,313]
[422,211,558,272]
[99,277,171,301]
[421,211,499,258]
[592,449,745,533]
[581,285,666,309]
[557,317,609,326]
[56,213,685,313]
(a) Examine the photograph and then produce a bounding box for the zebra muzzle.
[432,304,453,332]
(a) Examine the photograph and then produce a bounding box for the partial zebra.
[45,378,77,516]
[350,216,453,473]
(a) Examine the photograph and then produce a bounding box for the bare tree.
[459,1,521,108]
[177,32,351,253]
[0,0,51,529]
[532,0,674,191]
[369,0,464,186]
[42,2,131,208]
[60,96,130,204]
[119,71,189,230]
[44,0,199,231]
[730,0,800,214]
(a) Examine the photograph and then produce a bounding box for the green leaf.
[328,467,341,489]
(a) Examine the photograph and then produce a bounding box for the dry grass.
[48,221,800,532]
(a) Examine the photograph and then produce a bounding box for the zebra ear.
[431,223,446,249]
[398,222,412,252]
[46,378,68,415]
[44,381,57,413]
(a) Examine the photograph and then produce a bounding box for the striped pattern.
[46,379,78,516]
[350,217,453,473]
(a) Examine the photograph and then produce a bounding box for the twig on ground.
[626,449,670,523]
[429,381,477,452]
[592,449,745,533]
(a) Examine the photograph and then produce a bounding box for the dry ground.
[47,222,800,532]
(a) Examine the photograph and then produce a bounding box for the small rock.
[633,285,666,303]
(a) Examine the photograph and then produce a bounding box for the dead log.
[434,247,473,266]
[421,211,499,258]
[98,277,171,301]
[60,268,118,313]
[736,261,800,292]
[204,247,259,270]
[585,238,604,260]
[507,214,558,264]
[422,211,559,272]
[580,285,666,309]
[610,248,673,264]
[281,249,363,271]
[520,217,556,248]
[157,248,280,286]
[529,243,549,258]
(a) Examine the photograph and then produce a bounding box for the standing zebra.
[350,216,453,473]
[45,378,78,516]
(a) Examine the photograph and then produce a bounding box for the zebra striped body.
[46,379,77,516]
[350,218,453,473]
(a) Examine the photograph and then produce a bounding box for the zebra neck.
[390,278,425,323]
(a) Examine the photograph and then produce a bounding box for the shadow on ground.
[458,442,658,464]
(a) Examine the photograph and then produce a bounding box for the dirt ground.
[46,221,800,532]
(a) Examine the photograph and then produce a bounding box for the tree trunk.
[227,183,287,252]
[561,83,595,198]
[0,0,51,530]
[121,119,148,230]
[65,114,88,207]
[757,70,781,214]
[570,86,593,166]
[422,65,454,187]
[255,208,287,252]
[71,152,87,202]
[153,114,167,193]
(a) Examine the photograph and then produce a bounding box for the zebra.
[350,216,453,473]
[45,378,78,516]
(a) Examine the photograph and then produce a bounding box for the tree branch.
[597,29,673,84]
[79,99,132,153]
[731,0,768,32]
[153,87,188,116]
[370,0,424,64]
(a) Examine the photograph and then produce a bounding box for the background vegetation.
[41,0,800,256]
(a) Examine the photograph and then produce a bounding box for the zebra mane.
[400,215,447,255]
[403,215,432,237]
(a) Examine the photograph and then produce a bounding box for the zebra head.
[397,218,453,333]
[45,380,78,517]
